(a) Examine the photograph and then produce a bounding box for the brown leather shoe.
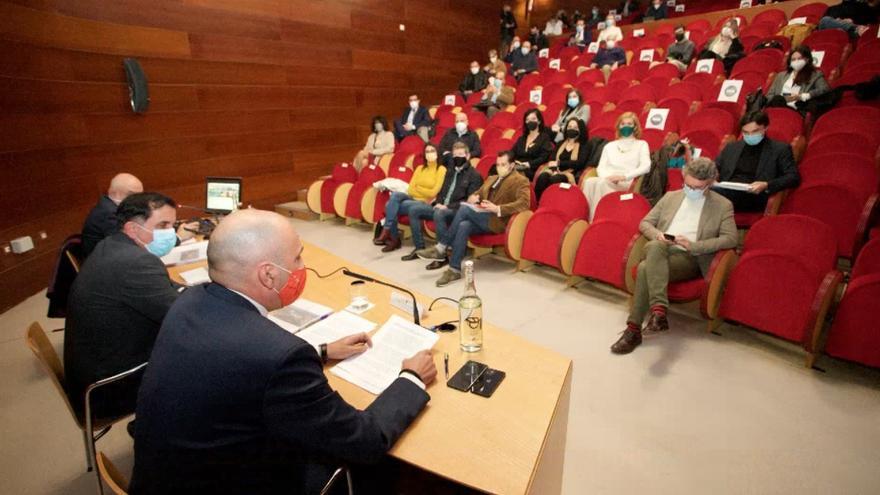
[381,235,402,252]
[611,328,642,354]
[373,228,390,246]
[644,312,669,333]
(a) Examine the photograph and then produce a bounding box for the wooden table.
[169,242,572,495]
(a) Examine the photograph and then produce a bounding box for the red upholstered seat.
[805,133,879,161]
[482,138,514,163]
[791,2,829,24]
[647,98,689,132]
[824,273,880,368]
[318,162,358,214]
[487,110,517,131]
[520,184,589,269]
[803,29,850,49]
[666,169,683,191]
[397,135,425,155]
[682,71,722,100]
[680,107,735,141]
[646,63,680,82]
[751,9,787,31]
[810,106,880,143]
[363,165,414,224]
[763,107,804,144]
[679,129,722,159]
[799,153,878,199]
[662,81,705,102]
[474,155,496,179]
[467,110,488,130]
[852,237,880,279]
[512,102,540,123]
[343,164,386,221]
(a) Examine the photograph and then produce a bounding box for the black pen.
[444,353,449,380]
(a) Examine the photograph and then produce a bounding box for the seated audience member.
[415,151,530,286]
[654,25,694,73]
[569,18,591,50]
[81,173,143,258]
[401,143,484,261]
[644,0,668,20]
[504,36,522,60]
[641,139,694,205]
[535,119,591,200]
[818,0,877,38]
[130,209,436,494]
[476,70,515,117]
[713,111,800,212]
[394,94,432,142]
[590,40,627,82]
[582,112,651,220]
[459,61,489,99]
[374,144,446,253]
[508,40,539,81]
[587,6,603,28]
[544,15,564,36]
[699,19,744,73]
[597,15,624,43]
[438,113,482,167]
[64,192,184,421]
[510,108,555,181]
[529,25,549,51]
[619,0,641,17]
[484,49,507,75]
[551,89,590,142]
[611,158,737,354]
[766,46,830,114]
[354,115,395,171]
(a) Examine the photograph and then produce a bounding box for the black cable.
[429,296,460,311]
[306,266,350,279]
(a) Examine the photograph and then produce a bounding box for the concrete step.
[275,201,317,221]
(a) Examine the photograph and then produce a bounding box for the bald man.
[131,209,436,494]
[81,173,143,257]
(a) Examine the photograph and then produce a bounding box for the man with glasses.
[611,158,738,354]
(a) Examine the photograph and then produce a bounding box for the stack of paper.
[161,240,209,266]
[179,267,211,286]
[713,181,752,192]
[293,310,376,347]
[268,299,335,334]
[331,315,439,395]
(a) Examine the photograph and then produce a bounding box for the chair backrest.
[792,2,830,24]
[682,71,722,100]
[679,129,722,158]
[646,63,680,82]
[680,107,735,138]
[47,234,84,318]
[331,163,358,183]
[593,192,651,226]
[803,29,850,48]
[744,214,838,270]
[811,106,880,142]
[751,9,787,30]
[662,81,704,102]
[852,237,880,280]
[26,322,81,425]
[806,133,879,160]
[798,153,878,199]
[97,452,129,495]
[397,135,425,155]
[355,164,386,185]
[763,107,804,144]
[538,183,589,219]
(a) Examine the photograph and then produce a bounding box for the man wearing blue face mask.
[611,158,737,354]
[64,192,185,421]
[713,110,800,213]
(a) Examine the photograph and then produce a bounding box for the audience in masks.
[459,61,489,99]
[500,4,518,54]
[354,115,395,171]
[534,119,591,201]
[590,40,627,82]
[394,94,433,143]
[644,0,668,20]
[765,46,830,114]
[438,113,482,167]
[508,40,539,81]
[529,25,549,51]
[484,49,507,75]
[654,25,695,74]
[550,89,591,142]
[475,70,515,117]
[510,108,554,181]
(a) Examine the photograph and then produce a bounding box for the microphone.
[342,269,421,325]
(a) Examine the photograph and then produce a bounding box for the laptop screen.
[206,177,242,213]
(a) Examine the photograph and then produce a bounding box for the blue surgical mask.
[137,224,177,257]
[567,97,580,108]
[743,133,764,146]
[683,185,705,201]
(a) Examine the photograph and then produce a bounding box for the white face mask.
[512,41,521,49]
[721,27,733,37]
[470,66,479,75]
[455,121,468,134]
[521,47,530,55]
[606,19,615,26]
[409,100,419,110]
[790,59,806,71]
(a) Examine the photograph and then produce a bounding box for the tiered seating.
[516,183,590,272]
[333,163,386,224]
[306,162,357,220]
[360,164,414,225]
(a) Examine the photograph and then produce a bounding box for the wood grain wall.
[0,0,502,312]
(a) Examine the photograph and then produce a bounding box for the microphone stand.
[342,269,421,325]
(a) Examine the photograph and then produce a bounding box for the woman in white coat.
[582,112,650,220]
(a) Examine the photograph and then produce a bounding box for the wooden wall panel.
[0,0,501,311]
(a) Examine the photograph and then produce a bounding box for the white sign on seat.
[696,58,715,73]
[717,79,744,102]
[645,108,670,130]
[529,89,543,104]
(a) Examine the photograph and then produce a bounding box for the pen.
[292,312,331,335]
[444,353,449,380]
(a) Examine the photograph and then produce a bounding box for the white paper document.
[161,240,209,266]
[713,181,752,192]
[179,267,211,286]
[285,309,376,348]
[268,299,335,335]
[331,315,439,395]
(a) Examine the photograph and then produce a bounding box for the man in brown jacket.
[612,157,738,354]
[416,151,531,287]
[477,70,516,118]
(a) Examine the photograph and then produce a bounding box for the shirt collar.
[228,288,268,317]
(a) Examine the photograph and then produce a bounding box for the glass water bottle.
[458,260,483,352]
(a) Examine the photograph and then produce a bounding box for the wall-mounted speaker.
[123,58,150,113]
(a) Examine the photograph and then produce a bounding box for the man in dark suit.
[507,39,539,81]
[393,94,432,142]
[713,111,800,212]
[80,173,143,258]
[437,112,482,168]
[64,192,183,420]
[458,60,489,99]
[131,209,437,494]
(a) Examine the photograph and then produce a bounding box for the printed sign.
[615,14,622,21]
[538,48,549,58]
[788,16,807,25]
[739,0,752,8]
[640,49,655,62]
[548,58,561,70]
[341,162,349,168]
[559,182,572,190]
[529,88,543,104]
[645,108,670,130]
[633,28,646,37]
[444,94,456,106]
[597,22,606,30]
[587,42,600,53]
[667,0,676,6]
[692,148,702,159]
[696,58,715,73]
[812,50,826,68]
[620,193,634,201]
[718,79,743,102]
[675,4,685,12]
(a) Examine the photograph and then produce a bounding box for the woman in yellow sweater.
[375,143,447,252]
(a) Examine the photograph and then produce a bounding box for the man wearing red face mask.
[131,209,437,494]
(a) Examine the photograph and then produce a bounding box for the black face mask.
[565,129,579,139]
[452,156,467,168]
[675,33,685,42]
[526,121,539,131]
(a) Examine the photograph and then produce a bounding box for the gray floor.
[2,216,879,494]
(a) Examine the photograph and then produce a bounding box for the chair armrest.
[559,219,590,275]
[84,362,149,423]
[504,210,533,261]
[622,233,647,294]
[359,188,380,224]
[578,167,597,190]
[699,249,739,320]
[803,270,845,367]
[790,135,806,163]
[853,193,880,260]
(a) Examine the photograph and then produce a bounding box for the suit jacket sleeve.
[263,344,429,465]
[767,142,799,193]
[639,193,667,240]
[394,110,407,136]
[415,108,432,128]
[499,176,532,216]
[689,198,738,255]
[807,72,831,99]
[767,72,786,98]
[121,255,180,324]
[469,133,482,158]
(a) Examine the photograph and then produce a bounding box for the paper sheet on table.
[161,240,209,266]
[713,181,752,192]
[331,315,439,395]
[179,267,211,286]
[268,299,334,334]
[288,309,376,348]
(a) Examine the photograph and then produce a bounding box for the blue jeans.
[441,207,492,271]
[384,192,421,238]
[406,203,455,250]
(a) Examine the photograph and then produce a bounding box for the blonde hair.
[615,112,642,139]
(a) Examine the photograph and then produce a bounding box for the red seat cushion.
[667,278,706,301]
[734,212,764,228]
[470,232,505,247]
[824,273,880,368]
